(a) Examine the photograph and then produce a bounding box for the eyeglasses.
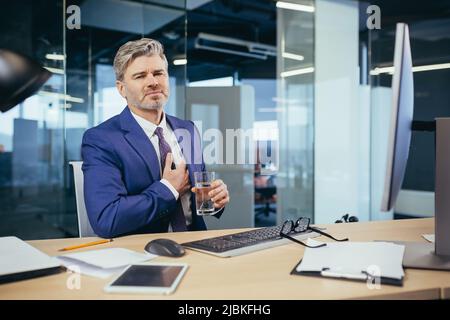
[279,217,349,248]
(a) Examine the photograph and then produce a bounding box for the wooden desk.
[0,218,448,299]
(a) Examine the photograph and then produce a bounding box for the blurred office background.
[0,0,449,239]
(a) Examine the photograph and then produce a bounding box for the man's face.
[116,54,169,111]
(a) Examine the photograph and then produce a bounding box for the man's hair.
[113,38,168,81]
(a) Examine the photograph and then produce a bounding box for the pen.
[58,239,113,252]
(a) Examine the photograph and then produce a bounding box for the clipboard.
[290,260,404,286]
[289,239,405,287]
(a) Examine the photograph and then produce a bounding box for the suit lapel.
[166,114,196,189]
[120,107,160,181]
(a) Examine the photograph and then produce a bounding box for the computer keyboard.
[182,225,319,257]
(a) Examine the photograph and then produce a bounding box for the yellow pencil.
[58,239,113,252]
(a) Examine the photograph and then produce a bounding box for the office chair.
[254,175,277,218]
[69,161,97,237]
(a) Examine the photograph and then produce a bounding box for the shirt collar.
[130,109,167,137]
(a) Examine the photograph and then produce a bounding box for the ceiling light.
[173,59,187,66]
[276,1,315,13]
[44,67,65,74]
[45,53,65,61]
[280,67,314,78]
[412,62,450,73]
[282,52,305,61]
[370,62,450,75]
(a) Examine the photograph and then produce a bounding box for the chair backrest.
[69,161,96,237]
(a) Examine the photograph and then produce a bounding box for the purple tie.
[154,127,187,232]
[154,127,172,172]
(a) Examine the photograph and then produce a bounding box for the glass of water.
[194,171,216,216]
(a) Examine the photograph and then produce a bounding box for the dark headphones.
[335,213,359,223]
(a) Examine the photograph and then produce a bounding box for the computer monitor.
[381,23,414,212]
[381,23,450,270]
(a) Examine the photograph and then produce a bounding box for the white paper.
[422,234,435,243]
[0,237,61,276]
[57,248,157,279]
[57,257,125,279]
[297,239,405,280]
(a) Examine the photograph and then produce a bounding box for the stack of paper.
[294,239,405,285]
[0,236,62,284]
[57,248,157,279]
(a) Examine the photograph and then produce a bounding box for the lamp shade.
[0,49,52,113]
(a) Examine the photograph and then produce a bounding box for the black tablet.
[104,263,188,294]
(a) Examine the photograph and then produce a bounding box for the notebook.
[291,239,405,286]
[0,236,63,285]
[57,248,156,279]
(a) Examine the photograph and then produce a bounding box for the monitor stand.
[394,242,450,270]
[397,118,450,271]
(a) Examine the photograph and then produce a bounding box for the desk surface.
[1,218,449,300]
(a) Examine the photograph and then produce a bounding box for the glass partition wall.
[0,1,67,239]
[276,0,315,225]
[0,0,189,239]
[278,0,372,225]
[185,1,277,229]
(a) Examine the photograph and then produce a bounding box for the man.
[81,38,229,238]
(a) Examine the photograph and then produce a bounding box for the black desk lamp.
[0,49,52,113]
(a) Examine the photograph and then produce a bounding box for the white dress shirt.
[130,111,193,229]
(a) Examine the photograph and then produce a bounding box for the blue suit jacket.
[81,107,222,238]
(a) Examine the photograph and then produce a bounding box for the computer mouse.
[144,238,186,257]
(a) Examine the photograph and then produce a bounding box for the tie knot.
[154,127,164,139]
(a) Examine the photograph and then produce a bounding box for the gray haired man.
[81,38,229,237]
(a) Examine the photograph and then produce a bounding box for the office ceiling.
[368,0,450,28]
[67,0,278,81]
[2,0,449,82]
[72,0,449,81]
[57,0,450,112]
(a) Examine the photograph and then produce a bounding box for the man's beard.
[137,100,164,110]
[131,94,167,110]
